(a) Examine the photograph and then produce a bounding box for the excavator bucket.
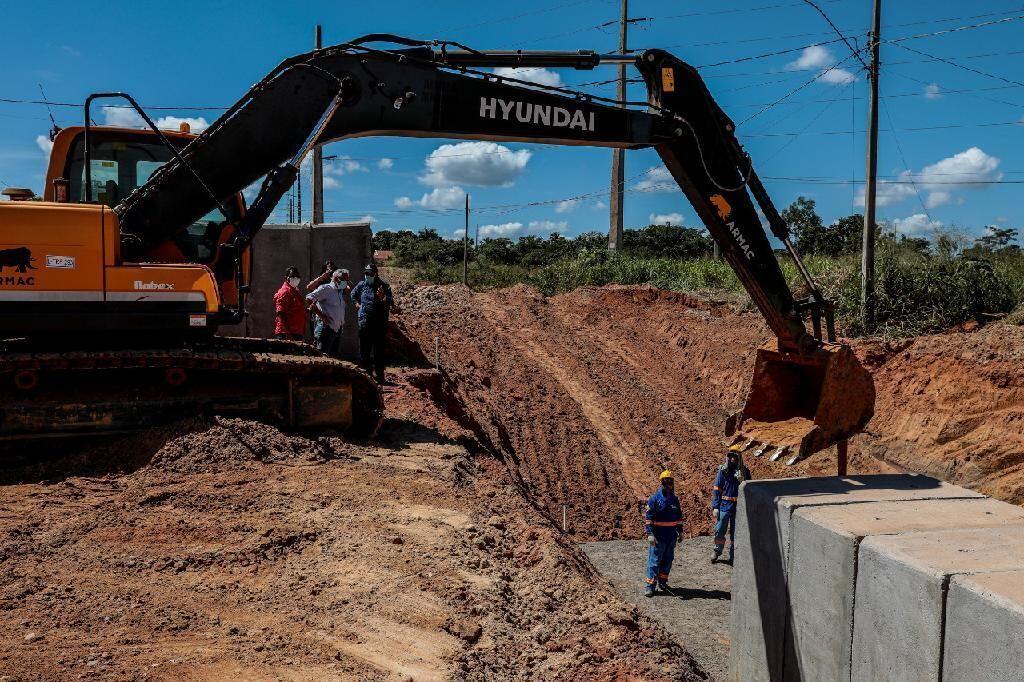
[725,342,874,466]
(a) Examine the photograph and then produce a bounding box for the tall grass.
[414,244,1023,338]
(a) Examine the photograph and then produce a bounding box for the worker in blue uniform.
[644,470,684,597]
[711,444,750,563]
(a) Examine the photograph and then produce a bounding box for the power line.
[797,0,869,69]
[741,117,1024,137]
[443,0,604,32]
[886,13,1024,45]
[739,50,866,125]
[660,0,844,21]
[880,99,932,220]
[697,36,850,68]
[888,42,1024,90]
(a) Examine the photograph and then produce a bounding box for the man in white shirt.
[306,269,349,356]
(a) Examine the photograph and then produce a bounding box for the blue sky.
[1,0,1022,241]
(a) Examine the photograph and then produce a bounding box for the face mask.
[288,277,300,288]
[365,275,375,284]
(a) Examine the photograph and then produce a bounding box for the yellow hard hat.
[659,470,674,480]
[728,444,745,453]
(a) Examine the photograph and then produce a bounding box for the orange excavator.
[0,36,873,463]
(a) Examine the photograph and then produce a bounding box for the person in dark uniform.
[711,445,750,563]
[350,263,393,383]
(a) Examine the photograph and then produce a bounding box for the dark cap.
[364,263,377,273]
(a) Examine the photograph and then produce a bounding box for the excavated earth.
[394,282,1024,538]
[2,279,1021,680]
[0,378,704,681]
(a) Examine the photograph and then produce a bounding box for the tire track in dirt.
[396,283,904,541]
[476,290,652,502]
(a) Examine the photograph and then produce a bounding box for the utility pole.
[311,24,325,225]
[861,0,882,332]
[607,0,628,251]
[463,194,471,285]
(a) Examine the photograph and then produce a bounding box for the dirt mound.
[0,370,706,680]
[852,325,1024,504]
[395,283,891,541]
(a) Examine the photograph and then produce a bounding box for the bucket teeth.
[786,451,806,466]
[769,446,788,462]
[753,443,770,458]
[741,437,755,450]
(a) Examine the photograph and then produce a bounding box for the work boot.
[658,580,670,593]
[644,585,656,598]
[711,550,721,564]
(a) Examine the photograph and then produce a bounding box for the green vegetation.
[377,198,1023,338]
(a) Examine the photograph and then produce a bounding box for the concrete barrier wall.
[220,222,372,360]
[729,474,1024,681]
[943,570,1024,682]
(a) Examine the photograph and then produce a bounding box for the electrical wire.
[880,98,932,220]
[739,51,866,125]
[797,0,869,69]
[888,42,1024,90]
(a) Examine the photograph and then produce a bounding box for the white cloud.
[152,115,210,133]
[420,141,531,187]
[555,198,580,213]
[924,83,942,100]
[377,157,394,170]
[787,44,832,71]
[493,67,563,89]
[785,45,857,86]
[527,220,568,234]
[36,135,53,156]
[101,106,209,133]
[395,185,467,210]
[329,156,366,174]
[857,147,1002,209]
[318,154,367,191]
[360,214,376,224]
[649,212,684,225]
[593,200,607,210]
[858,180,917,208]
[634,165,674,192]
[59,45,81,58]
[818,68,857,86]
[478,221,524,237]
[890,214,944,237]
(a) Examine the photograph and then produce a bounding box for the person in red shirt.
[273,267,306,341]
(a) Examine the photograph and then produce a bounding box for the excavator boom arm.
[116,40,807,350]
[113,37,874,463]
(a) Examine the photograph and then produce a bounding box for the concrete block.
[853,526,1024,682]
[943,570,1024,682]
[220,222,371,360]
[729,475,983,682]
[785,498,1024,681]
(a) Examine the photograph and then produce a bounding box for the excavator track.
[0,338,383,441]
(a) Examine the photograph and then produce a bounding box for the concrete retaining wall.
[728,474,1024,681]
[943,570,1024,681]
[219,222,372,360]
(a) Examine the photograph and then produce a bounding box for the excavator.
[0,35,873,464]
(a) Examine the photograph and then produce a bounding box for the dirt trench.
[394,282,1024,541]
